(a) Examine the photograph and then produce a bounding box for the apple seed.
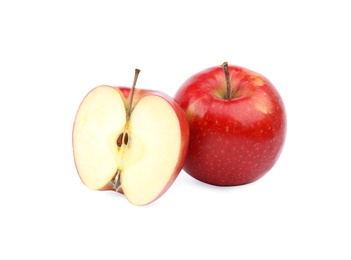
[124,132,129,145]
[116,132,129,147]
[117,133,124,147]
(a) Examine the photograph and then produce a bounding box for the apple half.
[72,72,189,205]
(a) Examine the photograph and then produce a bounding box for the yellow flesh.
[73,86,126,189]
[73,86,181,205]
[122,95,181,205]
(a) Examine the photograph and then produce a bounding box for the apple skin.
[74,86,189,204]
[174,65,286,186]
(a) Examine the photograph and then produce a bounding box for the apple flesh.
[73,83,189,205]
[175,63,286,186]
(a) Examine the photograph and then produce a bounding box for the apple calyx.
[221,62,231,100]
[110,68,141,191]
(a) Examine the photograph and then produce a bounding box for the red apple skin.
[95,87,189,201]
[175,65,286,186]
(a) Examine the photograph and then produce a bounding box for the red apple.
[72,69,189,205]
[174,62,286,186]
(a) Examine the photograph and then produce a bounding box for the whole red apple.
[175,62,286,186]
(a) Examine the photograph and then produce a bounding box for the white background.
[1,0,350,259]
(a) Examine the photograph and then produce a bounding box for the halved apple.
[72,70,189,205]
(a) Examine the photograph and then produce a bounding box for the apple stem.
[221,62,231,99]
[126,68,141,122]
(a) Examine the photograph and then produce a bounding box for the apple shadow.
[100,189,128,204]
[176,170,263,193]
[100,187,168,208]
